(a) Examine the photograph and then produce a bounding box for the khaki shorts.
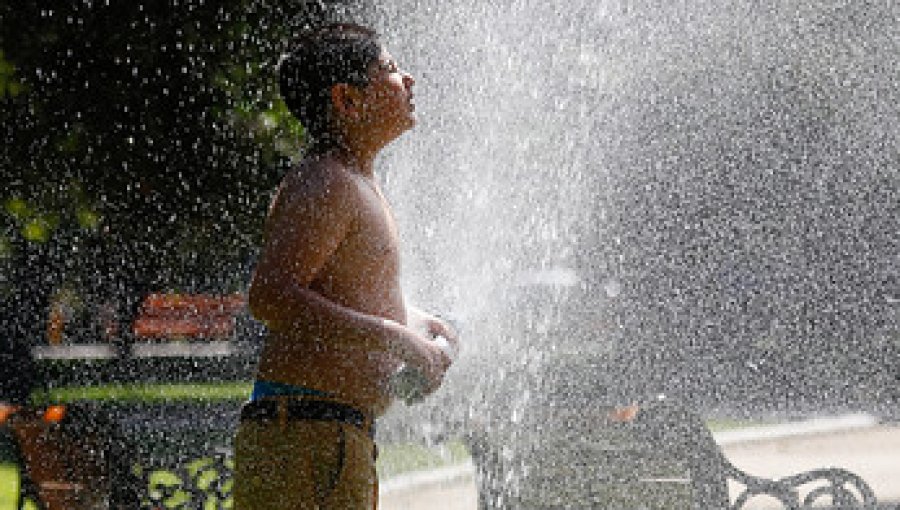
[233,417,377,509]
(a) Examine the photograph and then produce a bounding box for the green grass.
[706,418,770,433]
[0,463,19,510]
[31,382,252,404]
[377,440,470,479]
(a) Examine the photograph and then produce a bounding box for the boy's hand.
[406,308,461,360]
[417,337,453,395]
[420,314,461,360]
[389,308,462,400]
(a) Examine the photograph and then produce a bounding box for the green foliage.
[21,217,53,243]
[141,458,235,509]
[0,50,24,99]
[0,236,11,260]
[3,185,99,244]
[75,207,100,231]
[3,198,55,243]
[0,0,321,306]
[2,198,30,222]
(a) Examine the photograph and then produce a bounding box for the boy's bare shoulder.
[278,155,362,210]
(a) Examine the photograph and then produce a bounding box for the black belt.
[241,399,375,438]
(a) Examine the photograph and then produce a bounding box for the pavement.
[379,413,900,509]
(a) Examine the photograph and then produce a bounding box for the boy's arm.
[248,170,449,380]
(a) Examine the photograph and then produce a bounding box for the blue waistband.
[250,380,332,401]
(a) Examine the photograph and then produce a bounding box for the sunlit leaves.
[3,198,30,221]
[75,207,100,230]
[2,181,101,247]
[232,97,306,161]
[0,50,25,98]
[137,455,235,509]
[3,198,56,244]
[57,124,85,154]
[263,98,305,144]
[0,236,11,260]
[21,217,54,243]
[213,53,306,159]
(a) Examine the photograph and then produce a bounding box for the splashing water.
[364,0,897,505]
[2,0,895,507]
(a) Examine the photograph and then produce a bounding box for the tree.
[0,1,369,389]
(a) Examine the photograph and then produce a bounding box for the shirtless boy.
[233,24,459,509]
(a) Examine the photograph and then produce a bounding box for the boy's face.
[357,48,416,141]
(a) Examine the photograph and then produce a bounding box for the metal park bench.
[460,274,884,509]
[467,399,879,509]
[615,401,878,509]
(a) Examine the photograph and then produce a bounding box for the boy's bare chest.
[348,195,401,263]
[318,186,402,296]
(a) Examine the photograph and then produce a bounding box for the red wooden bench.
[131,293,246,340]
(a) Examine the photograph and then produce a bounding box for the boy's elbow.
[247,280,272,321]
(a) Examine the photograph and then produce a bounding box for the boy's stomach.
[255,334,403,417]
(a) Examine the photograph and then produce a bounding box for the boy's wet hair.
[278,23,381,147]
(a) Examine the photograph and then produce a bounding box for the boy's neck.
[337,146,377,178]
[329,127,389,178]
[309,142,378,179]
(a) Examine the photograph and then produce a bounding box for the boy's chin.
[404,110,418,127]
[376,116,416,143]
[391,117,417,137]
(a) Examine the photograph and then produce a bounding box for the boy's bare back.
[249,153,406,415]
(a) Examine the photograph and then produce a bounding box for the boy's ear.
[330,83,364,118]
